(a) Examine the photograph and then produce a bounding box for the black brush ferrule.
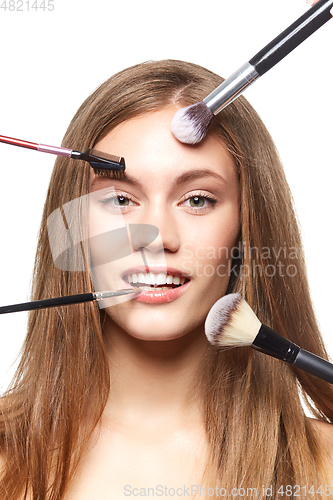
[70,150,82,160]
[88,160,125,172]
[252,324,300,363]
[71,148,126,171]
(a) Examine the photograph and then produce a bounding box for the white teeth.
[139,286,171,291]
[156,273,167,285]
[146,272,155,285]
[125,272,187,287]
[138,273,145,283]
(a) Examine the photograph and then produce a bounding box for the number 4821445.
[0,0,54,11]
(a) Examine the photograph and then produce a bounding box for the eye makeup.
[96,189,219,216]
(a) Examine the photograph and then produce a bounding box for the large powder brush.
[205,293,333,384]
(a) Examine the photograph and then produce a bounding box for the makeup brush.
[0,288,141,315]
[171,0,333,144]
[0,134,125,178]
[204,293,333,384]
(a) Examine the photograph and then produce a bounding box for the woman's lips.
[121,277,192,304]
[122,267,191,304]
[120,266,193,304]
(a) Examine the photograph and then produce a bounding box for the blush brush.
[204,293,333,384]
[171,0,333,144]
[0,134,125,178]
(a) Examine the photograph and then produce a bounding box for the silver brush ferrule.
[203,62,260,115]
[93,289,139,301]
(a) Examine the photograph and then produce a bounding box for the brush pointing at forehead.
[205,293,333,385]
[171,0,333,144]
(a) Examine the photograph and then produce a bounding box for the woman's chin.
[104,308,204,343]
[126,330,187,342]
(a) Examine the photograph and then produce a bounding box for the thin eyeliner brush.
[171,0,333,144]
[0,288,141,315]
[0,134,126,178]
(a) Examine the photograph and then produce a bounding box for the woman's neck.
[101,316,209,426]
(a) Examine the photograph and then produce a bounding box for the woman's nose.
[131,206,181,254]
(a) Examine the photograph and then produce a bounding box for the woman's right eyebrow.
[90,174,137,189]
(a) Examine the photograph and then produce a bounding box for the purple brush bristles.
[171,102,214,145]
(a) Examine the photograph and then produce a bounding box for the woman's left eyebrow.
[173,169,227,186]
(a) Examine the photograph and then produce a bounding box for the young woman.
[1,58,333,499]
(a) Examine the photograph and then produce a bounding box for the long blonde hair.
[1,60,332,499]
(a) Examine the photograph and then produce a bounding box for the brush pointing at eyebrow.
[171,0,333,144]
[0,134,125,178]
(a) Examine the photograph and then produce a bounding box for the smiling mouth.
[123,272,191,291]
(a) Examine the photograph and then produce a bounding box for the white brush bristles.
[204,293,262,348]
[171,102,214,145]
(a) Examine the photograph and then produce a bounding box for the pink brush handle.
[38,144,72,157]
[0,134,73,157]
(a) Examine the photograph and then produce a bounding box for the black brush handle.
[253,325,333,385]
[293,348,333,384]
[0,293,95,314]
[249,0,333,76]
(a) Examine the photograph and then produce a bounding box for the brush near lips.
[204,293,333,385]
[171,0,333,144]
[0,134,125,178]
[0,288,141,315]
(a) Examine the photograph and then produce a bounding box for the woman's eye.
[189,196,205,208]
[181,194,217,211]
[114,196,130,206]
[100,194,136,210]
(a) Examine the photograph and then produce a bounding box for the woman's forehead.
[91,108,237,190]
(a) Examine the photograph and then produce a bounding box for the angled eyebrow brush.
[0,134,125,178]
[171,0,333,144]
[0,288,141,315]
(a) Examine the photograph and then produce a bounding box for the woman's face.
[89,107,240,341]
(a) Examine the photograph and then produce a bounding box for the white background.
[0,0,332,392]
